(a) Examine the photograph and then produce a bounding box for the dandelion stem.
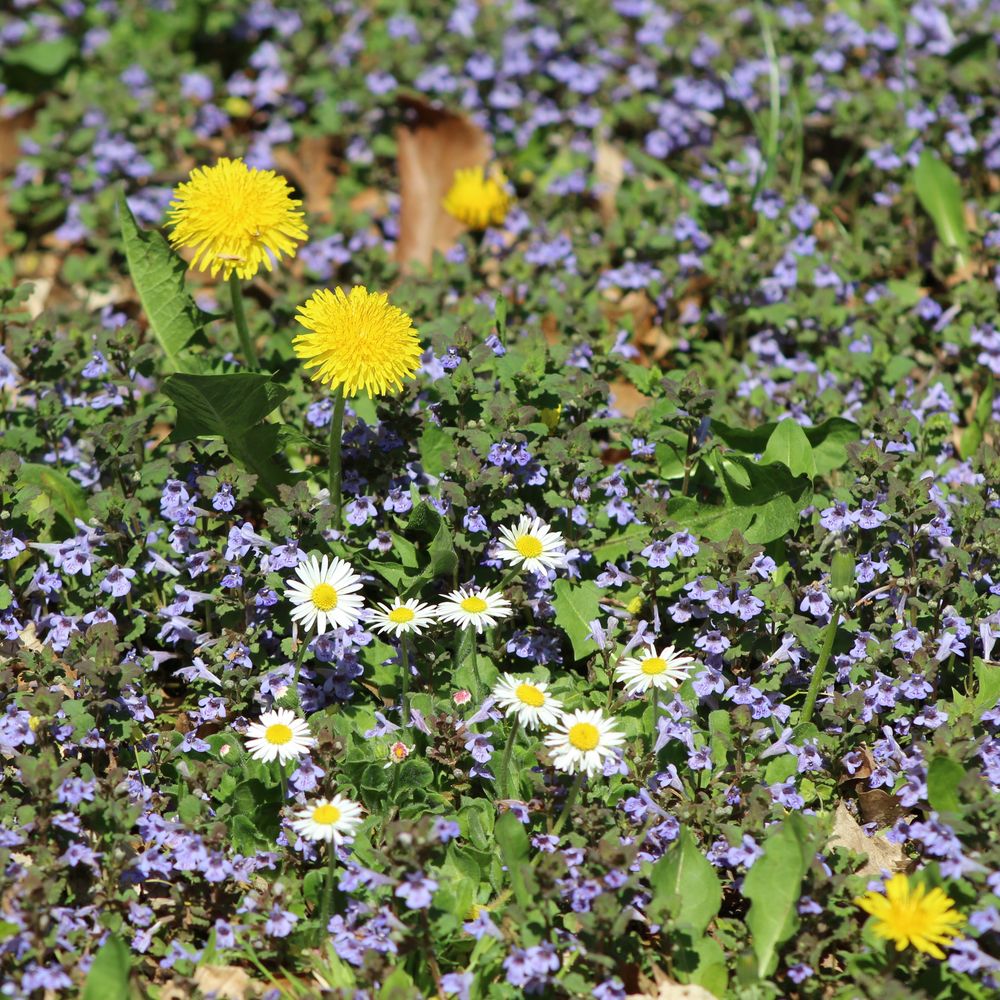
[553,772,584,837]
[801,608,839,726]
[319,842,337,932]
[499,716,520,800]
[229,275,256,370]
[399,635,411,728]
[327,386,346,529]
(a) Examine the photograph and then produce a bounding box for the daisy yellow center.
[292,286,422,398]
[515,535,544,559]
[388,606,415,624]
[568,722,600,751]
[461,596,488,614]
[641,657,668,676]
[312,804,341,825]
[311,583,338,611]
[265,723,293,745]
[516,683,545,707]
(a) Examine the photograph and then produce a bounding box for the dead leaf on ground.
[395,95,490,270]
[826,802,912,877]
[627,965,717,1000]
[192,963,258,999]
[594,139,626,222]
[610,380,651,419]
[272,136,338,219]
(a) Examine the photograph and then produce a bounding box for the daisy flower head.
[285,554,364,635]
[384,741,412,767]
[443,165,513,229]
[544,709,626,777]
[245,708,315,765]
[291,794,363,845]
[855,873,964,959]
[616,644,697,695]
[437,586,512,633]
[492,673,563,729]
[368,597,437,637]
[293,286,422,398]
[496,515,567,574]
[166,157,307,281]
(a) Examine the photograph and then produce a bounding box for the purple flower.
[395,872,438,910]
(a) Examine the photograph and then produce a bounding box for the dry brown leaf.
[826,802,912,877]
[595,139,626,222]
[192,963,258,999]
[272,136,338,219]
[395,96,490,270]
[627,965,717,1000]
[610,379,651,418]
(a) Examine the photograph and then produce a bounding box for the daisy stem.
[278,761,287,804]
[327,386,346,529]
[228,275,256,370]
[399,634,411,728]
[800,606,839,726]
[499,716,520,800]
[467,625,482,701]
[319,842,337,932]
[292,637,309,705]
[553,772,584,837]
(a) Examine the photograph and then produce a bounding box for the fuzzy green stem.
[229,275,256,370]
[499,716,520,800]
[552,772,585,837]
[327,387,346,529]
[801,608,839,725]
[399,634,411,727]
[467,625,482,701]
[319,842,337,931]
[292,636,309,704]
[278,761,287,804]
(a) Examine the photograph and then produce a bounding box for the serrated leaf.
[118,190,203,373]
[913,150,969,256]
[82,935,131,1000]
[762,419,817,479]
[552,579,603,660]
[742,814,813,979]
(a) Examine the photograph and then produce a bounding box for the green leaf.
[926,756,964,814]
[742,814,813,979]
[17,462,90,526]
[552,579,603,660]
[418,423,456,477]
[762,419,817,479]
[590,525,650,563]
[82,935,131,1000]
[117,190,203,373]
[378,966,417,999]
[4,38,77,75]
[960,374,995,459]
[162,372,290,494]
[712,417,859,477]
[648,827,722,935]
[0,585,11,611]
[913,150,969,256]
[495,810,537,917]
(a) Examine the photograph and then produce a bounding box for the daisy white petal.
[615,644,698,695]
[291,794,364,844]
[368,597,438,637]
[244,708,315,765]
[437,586,512,634]
[285,553,365,635]
[491,673,564,729]
[543,709,625,777]
[496,514,567,574]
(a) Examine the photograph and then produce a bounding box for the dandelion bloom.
[291,795,363,844]
[442,165,512,228]
[293,286,422,397]
[437,586,512,633]
[616,644,697,695]
[285,554,365,635]
[245,709,315,765]
[855,873,964,958]
[544,709,625,776]
[491,673,563,730]
[496,514,567,574]
[166,157,307,281]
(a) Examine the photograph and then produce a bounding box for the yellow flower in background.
[442,165,512,229]
[293,286,422,397]
[166,157,308,281]
[855,873,964,959]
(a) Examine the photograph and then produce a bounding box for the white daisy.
[244,708,316,765]
[291,794,364,844]
[437,586,512,633]
[368,597,438,637]
[616,644,698,695]
[544,709,626,776]
[491,673,564,729]
[285,554,365,634]
[496,514,567,573]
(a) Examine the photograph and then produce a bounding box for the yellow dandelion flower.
[293,286,422,397]
[442,165,512,229]
[855,873,965,959]
[166,157,308,281]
